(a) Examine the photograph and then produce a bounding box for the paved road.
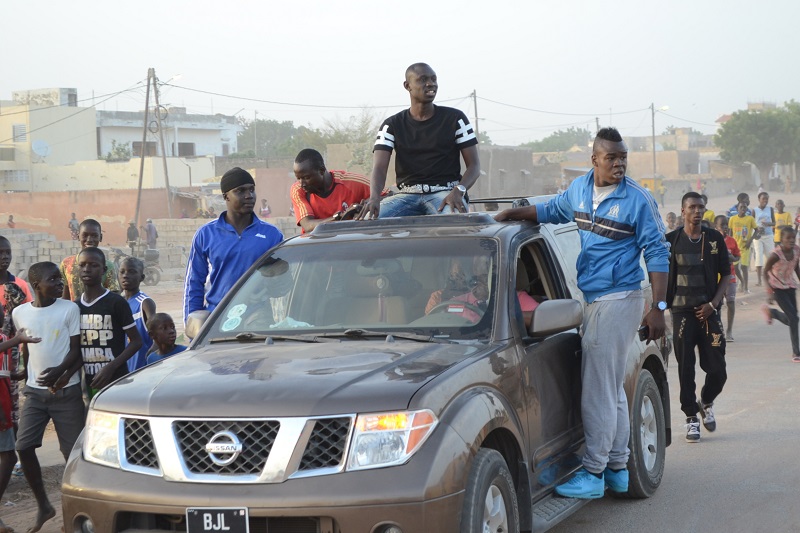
[551,287,800,533]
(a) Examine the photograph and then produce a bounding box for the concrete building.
[96,107,241,159]
[0,89,237,192]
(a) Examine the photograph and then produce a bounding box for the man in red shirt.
[291,149,371,234]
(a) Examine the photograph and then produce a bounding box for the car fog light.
[78,516,95,533]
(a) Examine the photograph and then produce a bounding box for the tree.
[520,127,592,152]
[478,131,492,145]
[236,118,305,162]
[317,109,382,172]
[101,140,132,161]
[715,107,800,185]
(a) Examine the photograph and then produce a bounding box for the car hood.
[93,341,487,417]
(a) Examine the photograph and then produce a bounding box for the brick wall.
[0,216,301,276]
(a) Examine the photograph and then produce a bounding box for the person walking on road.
[762,226,800,363]
[666,192,730,442]
[495,127,670,498]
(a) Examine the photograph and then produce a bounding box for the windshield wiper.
[209,332,323,344]
[316,328,448,343]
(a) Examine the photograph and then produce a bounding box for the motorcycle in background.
[110,246,163,286]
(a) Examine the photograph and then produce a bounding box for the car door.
[512,237,584,495]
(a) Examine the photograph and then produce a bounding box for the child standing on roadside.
[146,313,187,365]
[12,261,84,533]
[715,216,741,342]
[119,257,155,372]
[762,226,800,363]
[77,248,142,398]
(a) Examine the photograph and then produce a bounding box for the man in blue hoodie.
[183,167,283,325]
[495,127,670,499]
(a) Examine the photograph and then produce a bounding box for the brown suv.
[62,211,671,533]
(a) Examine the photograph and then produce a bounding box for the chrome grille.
[174,420,280,475]
[299,417,350,470]
[124,418,159,469]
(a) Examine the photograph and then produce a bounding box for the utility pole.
[595,117,600,134]
[134,70,153,228]
[471,90,480,141]
[651,103,657,180]
[254,110,258,160]
[152,70,173,218]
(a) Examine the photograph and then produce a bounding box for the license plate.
[186,507,249,533]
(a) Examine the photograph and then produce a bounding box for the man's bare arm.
[358,150,391,220]
[494,205,538,222]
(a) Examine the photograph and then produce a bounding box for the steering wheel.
[427,300,485,317]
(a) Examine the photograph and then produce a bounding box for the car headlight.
[83,410,121,468]
[347,409,437,471]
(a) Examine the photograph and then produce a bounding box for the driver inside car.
[426,257,539,324]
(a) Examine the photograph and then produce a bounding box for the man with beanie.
[183,167,283,323]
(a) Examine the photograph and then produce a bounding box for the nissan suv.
[62,208,671,533]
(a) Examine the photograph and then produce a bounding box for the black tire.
[626,369,666,498]
[460,448,520,533]
[143,267,161,286]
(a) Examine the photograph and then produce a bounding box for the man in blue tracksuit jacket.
[496,127,670,499]
[183,167,283,325]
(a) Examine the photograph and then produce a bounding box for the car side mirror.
[528,299,583,337]
[185,310,210,340]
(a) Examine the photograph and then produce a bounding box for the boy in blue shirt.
[146,313,187,365]
[119,257,155,371]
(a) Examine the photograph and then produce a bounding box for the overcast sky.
[3,0,798,146]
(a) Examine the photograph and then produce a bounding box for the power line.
[477,96,650,117]
[0,82,146,117]
[160,82,468,109]
[659,111,718,128]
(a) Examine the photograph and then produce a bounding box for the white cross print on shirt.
[374,125,395,148]
[455,119,476,144]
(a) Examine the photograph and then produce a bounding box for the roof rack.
[310,213,497,234]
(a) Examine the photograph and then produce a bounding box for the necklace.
[687,233,702,243]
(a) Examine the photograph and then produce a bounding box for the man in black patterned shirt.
[359,63,481,219]
[666,192,730,443]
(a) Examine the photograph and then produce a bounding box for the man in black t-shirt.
[665,192,730,443]
[359,63,481,219]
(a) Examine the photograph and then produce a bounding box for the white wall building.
[96,107,241,159]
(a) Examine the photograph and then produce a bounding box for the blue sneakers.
[555,468,604,499]
[603,467,629,493]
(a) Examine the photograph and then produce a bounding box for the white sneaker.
[685,417,700,442]
[698,400,716,432]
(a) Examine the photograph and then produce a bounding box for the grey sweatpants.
[580,290,645,474]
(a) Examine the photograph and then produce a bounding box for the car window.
[203,238,500,342]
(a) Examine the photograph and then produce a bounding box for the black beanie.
[220,167,255,194]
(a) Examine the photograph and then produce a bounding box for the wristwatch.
[455,184,467,195]
[652,301,667,311]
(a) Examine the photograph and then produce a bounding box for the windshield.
[202,237,499,342]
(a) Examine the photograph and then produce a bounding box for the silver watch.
[455,184,467,195]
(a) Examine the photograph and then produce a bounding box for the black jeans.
[672,311,728,417]
[770,288,799,356]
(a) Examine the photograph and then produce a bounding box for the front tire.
[626,369,666,498]
[460,448,520,533]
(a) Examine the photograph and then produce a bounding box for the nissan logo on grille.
[205,431,243,466]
